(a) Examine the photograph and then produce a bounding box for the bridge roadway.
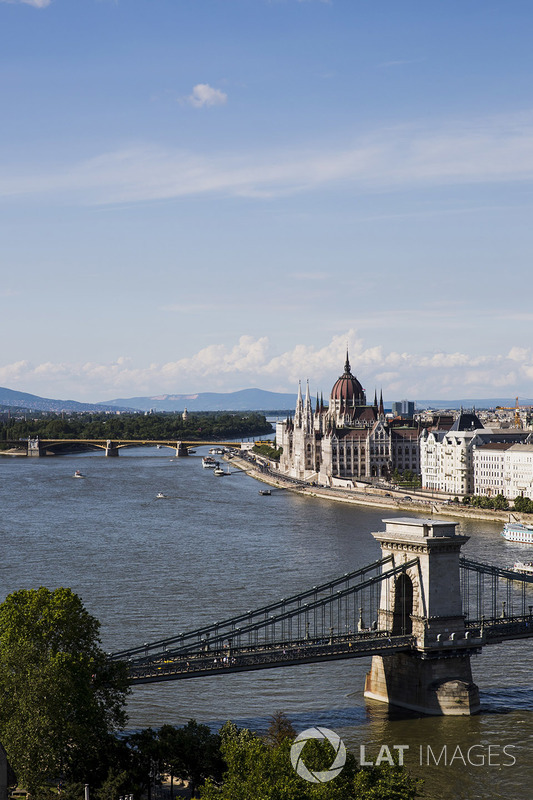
[128,631,416,684]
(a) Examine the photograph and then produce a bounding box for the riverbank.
[228,453,519,525]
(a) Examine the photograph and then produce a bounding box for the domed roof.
[330,352,366,406]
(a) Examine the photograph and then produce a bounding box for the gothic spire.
[344,348,351,375]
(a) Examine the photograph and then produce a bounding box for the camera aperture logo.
[290,727,347,783]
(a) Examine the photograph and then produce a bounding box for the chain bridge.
[110,517,533,716]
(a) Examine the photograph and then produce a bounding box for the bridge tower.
[364,517,480,715]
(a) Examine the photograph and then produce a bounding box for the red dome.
[330,354,366,406]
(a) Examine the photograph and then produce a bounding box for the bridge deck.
[128,632,415,684]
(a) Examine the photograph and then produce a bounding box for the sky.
[1,0,533,403]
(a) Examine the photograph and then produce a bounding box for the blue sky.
[2,0,533,402]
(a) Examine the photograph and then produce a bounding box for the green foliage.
[157,720,223,797]
[467,494,510,510]
[0,411,272,444]
[201,721,420,800]
[252,443,283,461]
[390,469,421,489]
[0,587,129,796]
[513,495,533,513]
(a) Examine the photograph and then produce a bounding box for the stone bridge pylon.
[364,517,480,715]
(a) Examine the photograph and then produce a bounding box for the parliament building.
[275,353,420,487]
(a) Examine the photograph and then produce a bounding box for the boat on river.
[259,489,271,496]
[202,457,217,468]
[501,521,533,544]
[156,492,167,499]
[511,560,533,575]
[74,470,84,478]
[213,467,225,476]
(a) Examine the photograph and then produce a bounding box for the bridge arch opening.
[392,572,413,635]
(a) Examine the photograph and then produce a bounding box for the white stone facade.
[420,413,532,498]
[473,443,533,499]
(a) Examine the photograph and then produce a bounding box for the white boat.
[73,470,84,478]
[210,448,224,455]
[156,492,167,499]
[512,560,533,575]
[501,522,533,544]
[213,467,225,476]
[202,457,217,468]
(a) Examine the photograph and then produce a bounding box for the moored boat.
[202,457,217,468]
[501,522,533,544]
[213,467,225,476]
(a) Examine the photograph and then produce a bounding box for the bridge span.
[110,517,533,716]
[7,437,272,457]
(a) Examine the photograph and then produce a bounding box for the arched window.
[392,574,413,635]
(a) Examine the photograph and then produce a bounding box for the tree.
[201,722,420,800]
[157,720,223,798]
[263,711,296,747]
[0,587,130,796]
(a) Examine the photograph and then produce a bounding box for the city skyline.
[2,1,533,401]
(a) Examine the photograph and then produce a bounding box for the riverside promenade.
[228,452,518,525]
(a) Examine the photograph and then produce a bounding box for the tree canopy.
[201,719,421,800]
[0,411,272,445]
[0,587,129,796]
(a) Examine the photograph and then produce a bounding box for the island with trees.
[0,411,273,449]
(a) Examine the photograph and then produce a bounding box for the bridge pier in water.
[175,441,189,457]
[105,440,119,457]
[364,517,480,716]
[27,437,42,457]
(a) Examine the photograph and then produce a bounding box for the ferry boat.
[501,521,533,544]
[512,560,533,575]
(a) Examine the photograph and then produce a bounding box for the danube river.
[1,447,532,799]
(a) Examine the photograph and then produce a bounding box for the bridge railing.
[128,632,416,684]
[461,557,533,622]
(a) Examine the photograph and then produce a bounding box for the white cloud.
[3,110,533,205]
[1,0,52,7]
[186,83,228,108]
[3,331,533,401]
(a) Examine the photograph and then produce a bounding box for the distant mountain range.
[1,384,532,415]
[417,398,533,410]
[100,388,299,412]
[0,387,132,414]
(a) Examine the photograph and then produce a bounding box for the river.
[1,447,532,799]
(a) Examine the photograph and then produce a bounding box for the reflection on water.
[1,448,532,798]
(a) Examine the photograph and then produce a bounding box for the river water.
[1,447,532,799]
